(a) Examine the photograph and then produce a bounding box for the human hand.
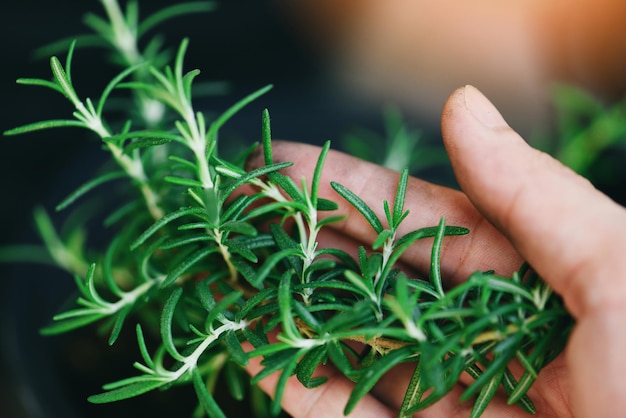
[244,85,626,417]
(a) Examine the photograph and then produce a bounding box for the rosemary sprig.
[3,1,573,417]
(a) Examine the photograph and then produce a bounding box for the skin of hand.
[243,85,626,417]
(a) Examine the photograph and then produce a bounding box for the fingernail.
[463,85,508,128]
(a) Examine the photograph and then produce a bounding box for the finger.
[247,141,522,285]
[442,85,626,418]
[441,85,626,318]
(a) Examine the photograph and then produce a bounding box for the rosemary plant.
[4,1,574,417]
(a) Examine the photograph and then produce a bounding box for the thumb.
[441,85,626,417]
[440,85,626,318]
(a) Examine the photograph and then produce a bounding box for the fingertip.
[441,85,531,205]
[463,85,509,128]
[442,85,516,152]
[442,85,467,116]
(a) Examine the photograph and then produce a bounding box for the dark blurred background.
[0,1,406,417]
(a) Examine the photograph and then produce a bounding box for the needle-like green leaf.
[88,379,169,404]
[331,181,383,234]
[191,367,227,418]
